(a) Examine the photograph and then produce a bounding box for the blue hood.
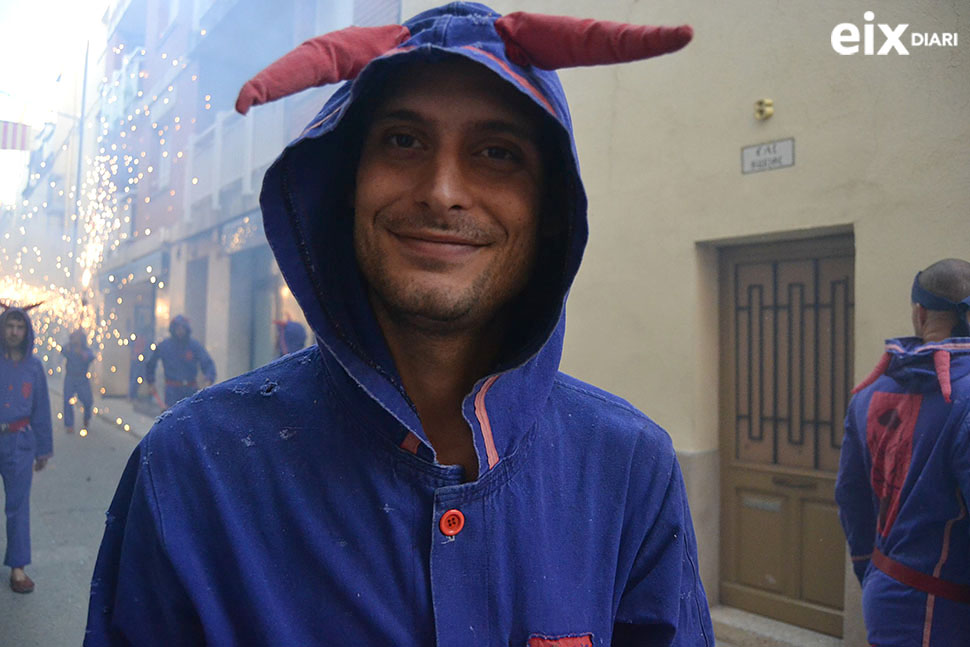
[883,336,970,392]
[169,314,192,338]
[277,320,307,354]
[0,307,37,356]
[258,2,589,475]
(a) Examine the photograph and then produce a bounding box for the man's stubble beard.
[3,336,27,358]
[355,235,537,338]
[360,249,503,336]
[352,205,538,336]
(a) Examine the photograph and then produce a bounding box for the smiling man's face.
[4,315,27,353]
[353,58,545,333]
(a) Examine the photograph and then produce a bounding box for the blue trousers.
[863,568,970,646]
[63,375,93,428]
[0,429,34,567]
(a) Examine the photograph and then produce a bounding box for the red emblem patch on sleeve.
[528,634,593,647]
[21,382,32,399]
[865,391,922,537]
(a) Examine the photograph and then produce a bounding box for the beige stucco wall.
[402,0,969,455]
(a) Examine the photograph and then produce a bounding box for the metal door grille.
[734,256,853,472]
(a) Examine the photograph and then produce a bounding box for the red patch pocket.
[21,382,32,399]
[528,634,593,647]
[865,391,921,536]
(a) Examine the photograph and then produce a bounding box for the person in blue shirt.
[142,314,216,408]
[86,5,713,645]
[0,305,53,594]
[61,329,95,433]
[274,319,307,358]
[837,258,970,647]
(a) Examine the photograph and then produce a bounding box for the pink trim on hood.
[852,352,891,395]
[933,350,952,403]
[474,375,501,469]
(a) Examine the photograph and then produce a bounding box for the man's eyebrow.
[472,119,539,144]
[372,108,427,125]
[371,109,539,143]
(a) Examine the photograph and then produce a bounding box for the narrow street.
[0,384,148,646]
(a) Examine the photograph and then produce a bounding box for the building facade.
[93,0,401,400]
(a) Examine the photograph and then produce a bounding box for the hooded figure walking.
[61,329,94,433]
[143,315,216,409]
[86,4,713,644]
[274,319,307,358]
[837,258,970,646]
[0,305,53,594]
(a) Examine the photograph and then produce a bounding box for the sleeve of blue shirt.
[193,340,216,383]
[835,396,876,586]
[950,397,970,523]
[31,358,53,458]
[84,439,204,646]
[144,342,161,385]
[612,437,714,646]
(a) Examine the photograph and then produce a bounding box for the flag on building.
[0,120,31,151]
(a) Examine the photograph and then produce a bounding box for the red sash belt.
[0,418,30,433]
[872,548,970,605]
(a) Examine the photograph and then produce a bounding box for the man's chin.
[392,299,473,326]
[372,288,484,333]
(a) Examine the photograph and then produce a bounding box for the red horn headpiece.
[494,12,693,69]
[235,12,692,115]
[235,25,411,115]
[0,300,43,312]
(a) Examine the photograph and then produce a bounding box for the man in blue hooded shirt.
[143,314,216,408]
[0,305,53,594]
[837,258,970,646]
[62,328,95,433]
[86,4,713,645]
[274,319,307,358]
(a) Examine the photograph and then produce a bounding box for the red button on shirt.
[439,509,465,536]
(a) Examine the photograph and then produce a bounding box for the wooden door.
[719,236,854,637]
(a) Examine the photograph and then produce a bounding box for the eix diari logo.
[831,11,958,55]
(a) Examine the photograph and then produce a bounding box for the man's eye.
[388,133,418,149]
[482,146,517,161]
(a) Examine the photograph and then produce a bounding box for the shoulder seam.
[141,436,169,549]
[553,375,647,420]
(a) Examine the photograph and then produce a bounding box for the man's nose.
[416,149,473,213]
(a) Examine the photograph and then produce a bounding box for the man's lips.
[392,229,487,246]
[387,229,489,261]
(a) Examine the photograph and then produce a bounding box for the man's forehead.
[370,58,545,130]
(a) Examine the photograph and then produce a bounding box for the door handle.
[771,476,817,490]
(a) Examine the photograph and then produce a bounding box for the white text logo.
[831,11,958,55]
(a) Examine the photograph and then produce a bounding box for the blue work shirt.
[85,4,712,645]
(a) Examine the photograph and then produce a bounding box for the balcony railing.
[185,99,284,217]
